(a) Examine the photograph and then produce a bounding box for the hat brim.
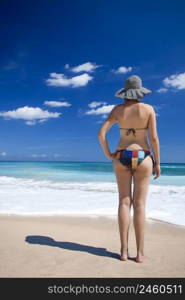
[115,87,152,100]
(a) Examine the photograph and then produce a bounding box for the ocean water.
[0,161,184,226]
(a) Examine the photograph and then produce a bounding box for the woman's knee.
[133,201,145,211]
[119,196,131,207]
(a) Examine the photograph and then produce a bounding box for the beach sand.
[0,215,184,278]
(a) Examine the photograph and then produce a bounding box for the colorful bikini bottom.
[114,148,155,172]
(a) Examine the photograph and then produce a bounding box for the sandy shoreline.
[0,215,184,278]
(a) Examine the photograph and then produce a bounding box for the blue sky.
[0,0,185,162]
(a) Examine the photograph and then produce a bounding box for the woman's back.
[114,101,152,151]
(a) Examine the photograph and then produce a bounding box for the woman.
[98,75,160,263]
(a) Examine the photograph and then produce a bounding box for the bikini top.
[119,127,148,136]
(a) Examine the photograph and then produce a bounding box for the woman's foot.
[135,254,144,263]
[120,247,128,261]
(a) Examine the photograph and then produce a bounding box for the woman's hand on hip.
[108,151,118,160]
[153,164,161,179]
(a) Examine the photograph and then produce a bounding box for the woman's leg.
[132,155,153,262]
[112,157,132,261]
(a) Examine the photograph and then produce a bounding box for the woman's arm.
[148,106,160,165]
[97,106,117,159]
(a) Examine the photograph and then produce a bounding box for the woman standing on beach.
[98,75,160,263]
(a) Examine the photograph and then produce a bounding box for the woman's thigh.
[132,155,153,205]
[112,158,132,202]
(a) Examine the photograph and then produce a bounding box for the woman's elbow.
[151,135,159,143]
[98,129,103,136]
[98,129,106,138]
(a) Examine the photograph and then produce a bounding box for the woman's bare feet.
[120,247,128,261]
[135,254,144,263]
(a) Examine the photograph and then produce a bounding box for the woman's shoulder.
[139,102,154,111]
[113,102,154,111]
[142,103,153,107]
[113,103,124,110]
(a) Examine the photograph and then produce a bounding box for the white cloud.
[38,119,48,124]
[44,101,71,107]
[0,152,6,156]
[157,87,168,93]
[0,106,61,125]
[26,120,36,126]
[156,72,185,93]
[163,72,185,90]
[46,72,93,87]
[114,66,132,74]
[85,104,116,115]
[67,62,101,73]
[88,101,107,108]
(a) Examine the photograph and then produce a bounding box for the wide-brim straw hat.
[115,75,152,100]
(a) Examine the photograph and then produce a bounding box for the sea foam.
[0,176,184,226]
